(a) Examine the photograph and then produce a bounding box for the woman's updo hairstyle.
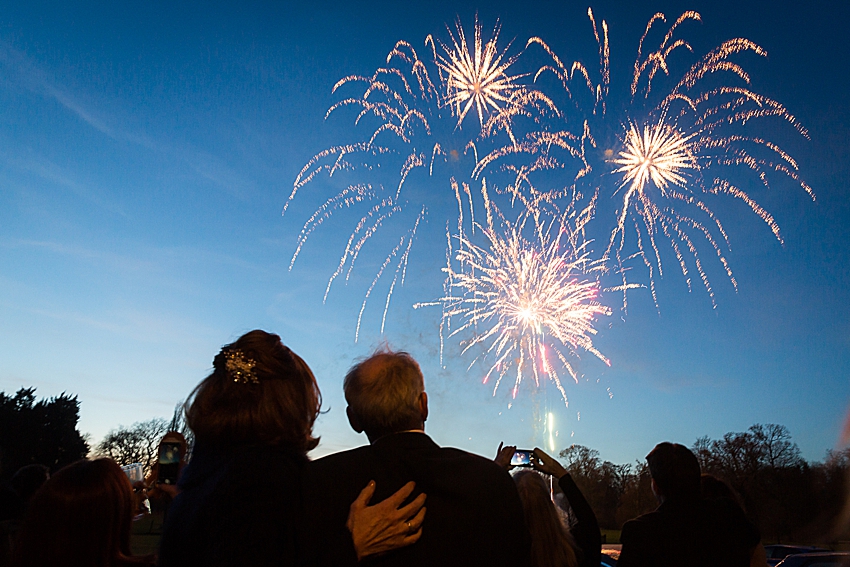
[185,330,321,452]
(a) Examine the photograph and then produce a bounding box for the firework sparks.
[612,116,697,196]
[417,197,614,406]
[524,10,813,306]
[284,19,544,337]
[432,17,524,127]
[284,9,814,369]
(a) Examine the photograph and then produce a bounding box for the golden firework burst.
[613,117,697,195]
[434,18,523,127]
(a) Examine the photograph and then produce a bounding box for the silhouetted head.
[344,348,427,442]
[10,464,49,503]
[701,473,745,509]
[513,470,578,567]
[646,442,701,502]
[186,330,321,453]
[11,458,135,567]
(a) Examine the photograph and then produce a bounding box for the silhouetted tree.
[616,460,655,526]
[96,418,169,476]
[0,388,89,480]
[558,445,637,529]
[693,424,814,542]
[750,424,803,469]
[549,424,844,541]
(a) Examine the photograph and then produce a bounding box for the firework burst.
[416,190,619,406]
[523,10,813,306]
[612,116,697,195]
[432,17,524,127]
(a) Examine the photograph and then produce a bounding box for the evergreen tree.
[0,388,89,480]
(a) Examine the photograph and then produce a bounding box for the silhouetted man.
[618,442,760,567]
[303,349,529,567]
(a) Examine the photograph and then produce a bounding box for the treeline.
[0,388,190,481]
[2,389,847,543]
[556,424,849,543]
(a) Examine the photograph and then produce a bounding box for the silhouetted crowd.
[0,330,768,567]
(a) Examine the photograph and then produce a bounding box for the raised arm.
[533,448,601,567]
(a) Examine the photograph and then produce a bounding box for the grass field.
[130,513,164,556]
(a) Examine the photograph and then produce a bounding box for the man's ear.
[346,406,363,434]
[419,392,429,422]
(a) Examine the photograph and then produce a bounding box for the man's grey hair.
[344,349,424,437]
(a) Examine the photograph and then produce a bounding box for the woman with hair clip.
[158,330,425,566]
[496,446,601,567]
[10,458,155,567]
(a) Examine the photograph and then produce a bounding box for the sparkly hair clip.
[222,348,258,384]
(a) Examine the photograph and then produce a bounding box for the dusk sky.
[0,0,847,466]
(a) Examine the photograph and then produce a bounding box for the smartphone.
[510,449,534,467]
[157,441,182,485]
[121,463,144,484]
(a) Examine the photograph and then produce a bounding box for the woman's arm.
[347,481,427,561]
[533,449,602,567]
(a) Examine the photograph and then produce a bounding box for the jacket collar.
[370,430,438,451]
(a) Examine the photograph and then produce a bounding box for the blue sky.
[0,0,847,466]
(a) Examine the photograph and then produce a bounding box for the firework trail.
[284,17,552,338]
[524,9,813,307]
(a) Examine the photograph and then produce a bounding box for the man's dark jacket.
[617,496,760,567]
[302,431,530,567]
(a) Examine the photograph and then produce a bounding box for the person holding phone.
[495,445,602,567]
[158,330,426,567]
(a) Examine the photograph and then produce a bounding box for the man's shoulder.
[434,446,509,474]
[433,445,493,462]
[307,444,373,473]
[302,445,375,510]
[621,509,663,537]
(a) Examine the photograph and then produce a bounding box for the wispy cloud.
[0,41,157,149]
[0,150,127,216]
[0,238,158,273]
[0,237,278,282]
[0,39,258,198]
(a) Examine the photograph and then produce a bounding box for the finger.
[403,526,423,545]
[531,448,548,470]
[498,446,516,461]
[397,492,427,518]
[384,481,416,509]
[407,504,426,529]
[403,508,426,545]
[497,441,504,457]
[353,480,377,509]
[402,528,422,546]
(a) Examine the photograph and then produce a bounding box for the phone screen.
[158,442,181,485]
[510,450,534,467]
